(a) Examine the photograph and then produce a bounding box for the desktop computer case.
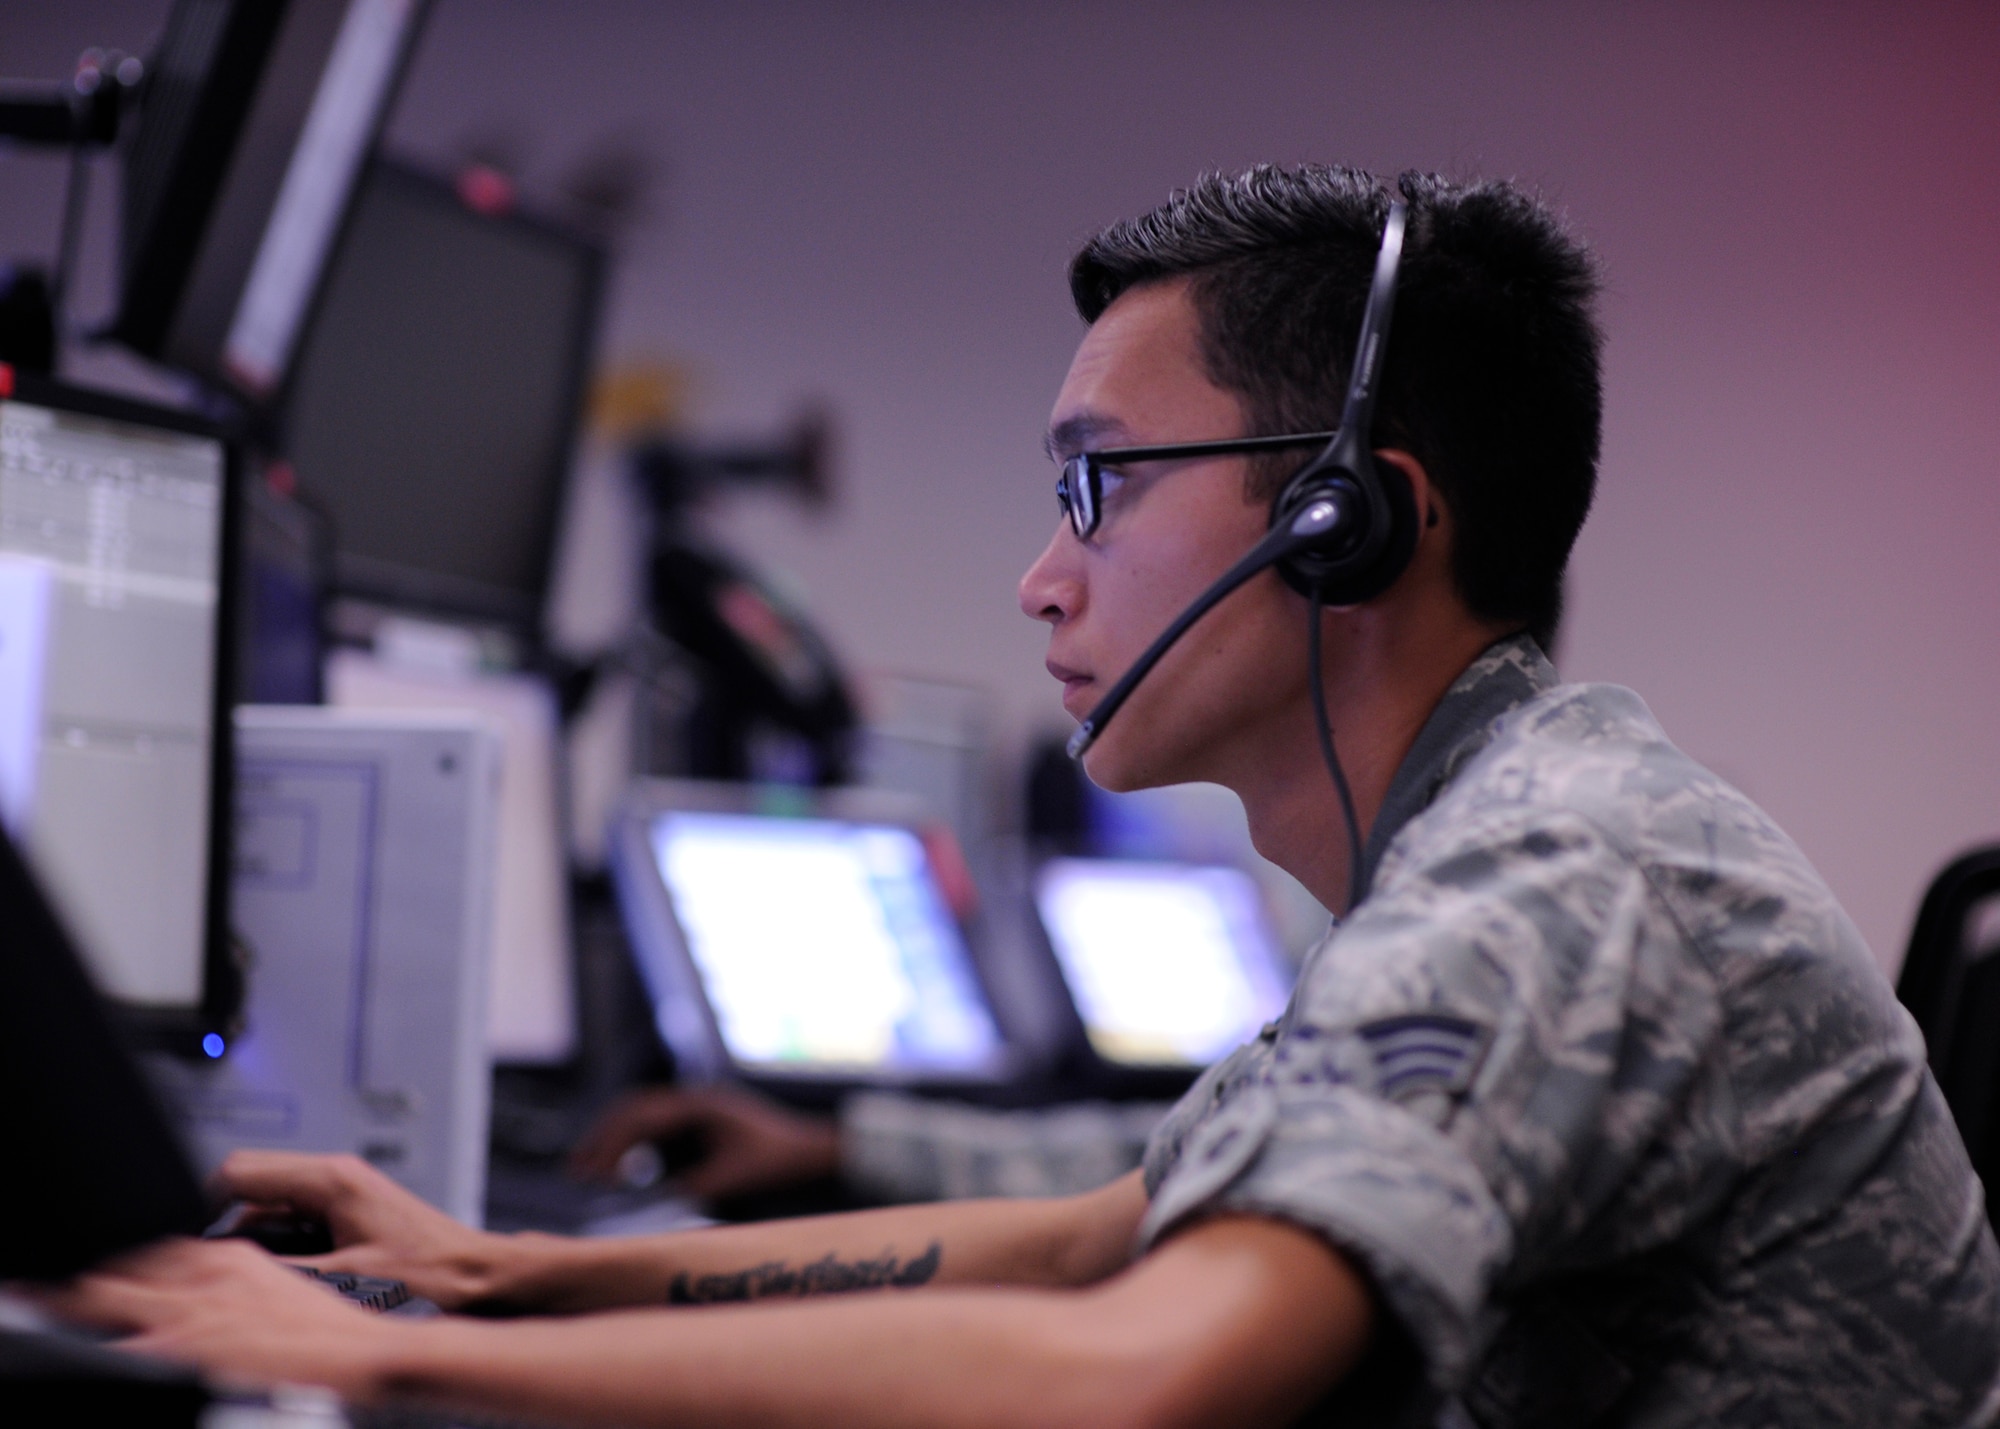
[150,707,501,1225]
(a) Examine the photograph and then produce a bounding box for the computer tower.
[149,707,501,1224]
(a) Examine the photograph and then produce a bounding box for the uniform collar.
[1353,632,1558,903]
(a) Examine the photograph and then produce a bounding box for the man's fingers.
[291,1245,399,1278]
[213,1150,385,1220]
[213,1149,341,1208]
[106,1237,261,1281]
[116,1327,193,1362]
[36,1245,222,1332]
[30,1276,143,1331]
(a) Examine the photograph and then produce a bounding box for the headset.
[1065,198,1416,909]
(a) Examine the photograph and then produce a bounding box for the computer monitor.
[110,0,430,400]
[0,366,240,1051]
[1033,858,1293,1069]
[609,781,1014,1087]
[279,158,604,626]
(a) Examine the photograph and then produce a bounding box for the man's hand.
[568,1085,842,1201]
[215,1150,501,1310]
[39,1238,398,1401]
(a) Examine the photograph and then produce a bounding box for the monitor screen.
[1034,858,1292,1067]
[114,0,428,399]
[643,809,1005,1077]
[279,159,602,623]
[0,373,236,1038]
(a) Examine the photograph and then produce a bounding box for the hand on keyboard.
[211,1150,501,1311]
[207,1200,434,1314]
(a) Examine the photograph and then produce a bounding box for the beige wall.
[6,0,1997,969]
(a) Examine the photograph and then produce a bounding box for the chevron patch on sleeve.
[1357,1014,1491,1101]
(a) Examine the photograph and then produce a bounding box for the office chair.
[1895,845,2000,1227]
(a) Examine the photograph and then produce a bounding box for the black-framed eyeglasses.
[1054,430,1336,540]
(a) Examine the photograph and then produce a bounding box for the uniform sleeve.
[840,1092,1170,1202]
[1137,803,1724,1397]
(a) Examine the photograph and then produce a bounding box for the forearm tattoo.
[667,1241,942,1305]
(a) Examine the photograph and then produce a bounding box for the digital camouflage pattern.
[841,1092,1168,1202]
[1140,635,2000,1427]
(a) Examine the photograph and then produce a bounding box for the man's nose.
[1018,522,1080,625]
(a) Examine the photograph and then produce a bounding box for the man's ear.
[1375,449,1443,535]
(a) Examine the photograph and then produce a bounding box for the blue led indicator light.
[202,1032,225,1059]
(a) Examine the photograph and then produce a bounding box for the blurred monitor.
[280,158,604,627]
[610,781,1013,1086]
[325,647,576,1065]
[111,0,429,399]
[0,368,239,1051]
[1034,858,1292,1069]
[234,476,326,705]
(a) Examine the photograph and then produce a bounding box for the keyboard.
[295,1265,440,1317]
[205,1205,438,1316]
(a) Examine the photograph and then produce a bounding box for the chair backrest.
[1896,845,2000,1222]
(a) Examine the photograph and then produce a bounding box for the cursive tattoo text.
[668,1241,942,1305]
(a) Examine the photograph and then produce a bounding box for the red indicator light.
[456,165,515,218]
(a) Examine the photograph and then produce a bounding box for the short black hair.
[1069,165,1601,649]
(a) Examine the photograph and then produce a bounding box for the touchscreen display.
[1035,858,1292,1066]
[650,811,1003,1074]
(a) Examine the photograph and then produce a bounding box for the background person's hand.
[215,1149,500,1310]
[568,1084,841,1201]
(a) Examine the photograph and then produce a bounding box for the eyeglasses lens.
[1059,456,1097,538]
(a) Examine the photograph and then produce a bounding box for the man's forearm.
[370,1216,1372,1429]
[477,1171,1148,1313]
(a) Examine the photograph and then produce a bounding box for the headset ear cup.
[1271,457,1419,604]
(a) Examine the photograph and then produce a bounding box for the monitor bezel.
[609,778,1022,1092]
[111,0,433,403]
[0,367,244,1057]
[276,155,608,632]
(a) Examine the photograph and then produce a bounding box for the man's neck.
[1226,611,1510,914]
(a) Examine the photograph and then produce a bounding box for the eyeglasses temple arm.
[1084,431,1339,465]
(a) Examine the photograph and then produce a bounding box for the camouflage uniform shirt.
[1139,635,2000,1427]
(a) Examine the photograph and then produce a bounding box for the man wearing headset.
[54,166,2000,1427]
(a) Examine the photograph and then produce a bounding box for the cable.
[1307,584,1366,915]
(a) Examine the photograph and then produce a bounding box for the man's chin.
[1078,732,1181,795]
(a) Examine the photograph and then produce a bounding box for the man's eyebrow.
[1043,413,1127,461]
